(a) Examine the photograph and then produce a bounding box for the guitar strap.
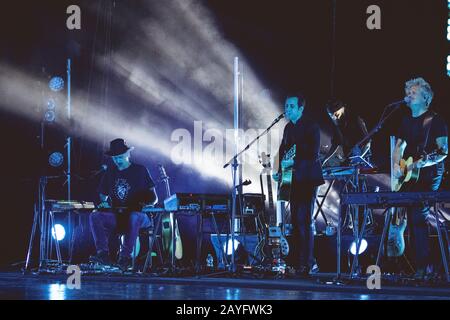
[418,111,436,156]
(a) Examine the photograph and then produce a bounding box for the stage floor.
[0,272,448,300]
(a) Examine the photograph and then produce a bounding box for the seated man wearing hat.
[89,138,158,271]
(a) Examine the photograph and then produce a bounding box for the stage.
[1,271,448,300]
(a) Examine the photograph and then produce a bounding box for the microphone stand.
[350,101,404,157]
[224,115,284,169]
[223,114,284,273]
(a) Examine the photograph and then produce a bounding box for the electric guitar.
[260,152,289,257]
[392,151,441,192]
[277,144,296,202]
[159,165,183,261]
[321,145,346,167]
[259,152,275,225]
[387,208,407,257]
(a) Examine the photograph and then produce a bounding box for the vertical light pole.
[66,58,72,259]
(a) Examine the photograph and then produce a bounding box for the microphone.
[92,164,107,176]
[235,179,252,189]
[387,97,408,107]
[272,113,285,124]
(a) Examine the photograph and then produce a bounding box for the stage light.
[224,238,240,256]
[349,238,368,255]
[51,224,66,241]
[49,76,64,92]
[44,110,56,122]
[447,55,450,77]
[49,152,64,167]
[47,98,56,110]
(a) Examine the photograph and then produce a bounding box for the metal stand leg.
[170,212,176,271]
[336,202,343,281]
[210,212,229,266]
[49,211,62,264]
[314,180,334,224]
[143,214,162,274]
[195,212,204,274]
[433,204,450,282]
[376,208,392,267]
[350,205,370,279]
[24,204,39,273]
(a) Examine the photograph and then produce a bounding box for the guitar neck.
[266,174,274,210]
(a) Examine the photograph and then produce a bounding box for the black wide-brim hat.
[105,138,134,156]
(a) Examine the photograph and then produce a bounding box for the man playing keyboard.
[89,138,158,271]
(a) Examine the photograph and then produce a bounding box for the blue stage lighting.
[224,238,240,256]
[447,55,450,77]
[44,110,56,122]
[47,98,56,110]
[349,238,368,255]
[49,76,64,92]
[51,224,66,241]
[49,152,64,167]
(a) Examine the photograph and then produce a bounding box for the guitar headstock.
[259,152,272,169]
[421,149,445,162]
[157,164,169,181]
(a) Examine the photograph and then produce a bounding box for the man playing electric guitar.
[89,138,158,271]
[392,77,448,279]
[273,93,324,277]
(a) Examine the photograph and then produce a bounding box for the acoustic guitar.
[159,165,183,261]
[392,151,440,192]
[277,144,296,202]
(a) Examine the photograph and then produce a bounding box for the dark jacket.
[278,115,324,187]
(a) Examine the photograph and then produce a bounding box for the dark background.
[0,0,449,267]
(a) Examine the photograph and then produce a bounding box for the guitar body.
[393,156,420,191]
[393,150,441,192]
[161,214,183,260]
[387,210,407,257]
[277,145,296,202]
[159,165,183,261]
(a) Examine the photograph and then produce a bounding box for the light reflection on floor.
[1,278,447,300]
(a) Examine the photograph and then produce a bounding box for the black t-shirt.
[332,114,368,156]
[278,115,324,187]
[397,110,447,158]
[98,163,155,209]
[397,110,448,187]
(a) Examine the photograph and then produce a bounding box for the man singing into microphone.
[274,93,324,277]
[89,138,158,271]
[392,77,448,279]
